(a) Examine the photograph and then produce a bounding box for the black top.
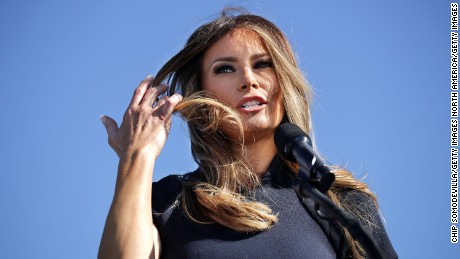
[151,157,397,258]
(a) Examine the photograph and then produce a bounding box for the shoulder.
[338,189,382,232]
[151,175,182,214]
[339,189,398,258]
[151,170,200,213]
[151,170,202,242]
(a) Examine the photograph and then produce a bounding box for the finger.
[129,75,155,107]
[160,94,183,119]
[100,115,119,142]
[141,84,168,108]
[153,94,168,109]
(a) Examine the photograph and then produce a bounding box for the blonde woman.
[98,9,397,259]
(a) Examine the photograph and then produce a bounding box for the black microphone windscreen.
[274,123,310,154]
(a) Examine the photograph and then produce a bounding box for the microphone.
[275,123,384,258]
[274,123,335,193]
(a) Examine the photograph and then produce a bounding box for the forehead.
[203,28,268,60]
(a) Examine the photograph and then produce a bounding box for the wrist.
[117,148,156,179]
[120,146,158,163]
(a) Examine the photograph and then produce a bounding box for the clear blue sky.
[0,0,452,258]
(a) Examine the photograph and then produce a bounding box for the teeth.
[241,100,261,108]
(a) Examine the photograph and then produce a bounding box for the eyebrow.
[208,53,270,70]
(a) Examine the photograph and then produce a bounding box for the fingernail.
[171,94,183,102]
[100,115,107,127]
[145,75,154,79]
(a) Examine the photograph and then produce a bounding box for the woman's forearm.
[98,76,182,258]
[98,152,160,259]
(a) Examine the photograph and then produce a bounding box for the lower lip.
[237,104,266,113]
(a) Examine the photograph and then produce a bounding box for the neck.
[240,132,277,178]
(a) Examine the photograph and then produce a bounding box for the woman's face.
[201,28,285,139]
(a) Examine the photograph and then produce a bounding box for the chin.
[240,108,284,133]
[242,120,279,135]
[222,111,284,141]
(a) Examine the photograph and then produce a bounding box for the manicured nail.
[171,94,183,102]
[145,75,154,79]
[100,115,107,127]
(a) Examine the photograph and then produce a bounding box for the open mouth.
[240,100,263,108]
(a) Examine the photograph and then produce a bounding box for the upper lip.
[236,95,268,108]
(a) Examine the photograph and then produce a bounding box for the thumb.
[100,115,119,140]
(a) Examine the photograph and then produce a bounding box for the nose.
[239,66,259,91]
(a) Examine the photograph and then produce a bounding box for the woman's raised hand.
[100,75,183,160]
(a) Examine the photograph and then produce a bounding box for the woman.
[98,9,397,259]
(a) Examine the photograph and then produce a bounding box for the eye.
[254,60,273,69]
[214,65,235,74]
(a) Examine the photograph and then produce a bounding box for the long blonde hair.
[153,9,376,258]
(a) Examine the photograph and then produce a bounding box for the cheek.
[261,72,279,96]
[203,79,235,105]
[202,77,220,95]
[268,81,282,104]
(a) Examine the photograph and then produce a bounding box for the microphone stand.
[293,167,384,259]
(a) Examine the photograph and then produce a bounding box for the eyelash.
[214,60,274,74]
[254,60,273,69]
[214,65,234,74]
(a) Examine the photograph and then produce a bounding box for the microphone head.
[274,123,312,160]
[275,123,335,193]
